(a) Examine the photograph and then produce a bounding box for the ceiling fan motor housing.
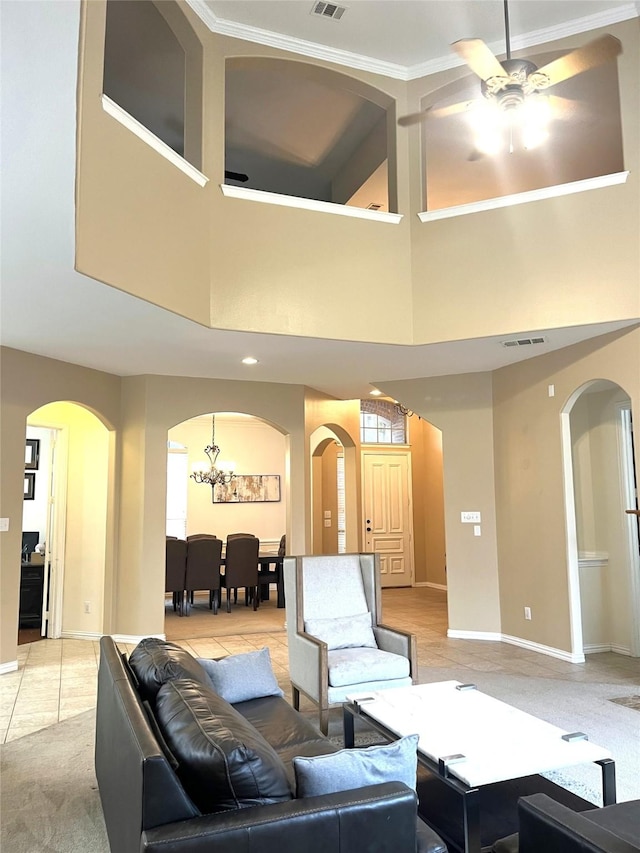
[481,58,539,105]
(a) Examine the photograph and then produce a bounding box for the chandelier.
[190,415,235,487]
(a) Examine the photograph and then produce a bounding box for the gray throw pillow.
[197,647,284,704]
[293,733,419,797]
[304,612,377,650]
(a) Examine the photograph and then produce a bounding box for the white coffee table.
[344,681,616,853]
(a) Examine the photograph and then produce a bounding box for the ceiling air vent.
[367,203,382,211]
[311,2,347,21]
[501,336,547,348]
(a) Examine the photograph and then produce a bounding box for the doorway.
[362,451,414,587]
[23,403,110,642]
[563,381,639,658]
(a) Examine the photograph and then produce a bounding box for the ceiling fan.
[398,0,622,153]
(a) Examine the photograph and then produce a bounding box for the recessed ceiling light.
[370,389,383,396]
[242,357,259,365]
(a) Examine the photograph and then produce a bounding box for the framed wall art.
[212,474,280,504]
[24,472,35,500]
[25,438,40,470]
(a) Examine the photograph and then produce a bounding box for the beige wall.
[410,417,446,588]
[408,20,639,346]
[321,441,339,553]
[76,0,414,345]
[493,327,639,655]
[305,392,362,553]
[29,402,110,637]
[0,348,121,666]
[571,386,634,653]
[0,349,363,665]
[377,372,501,634]
[75,5,639,351]
[169,415,287,542]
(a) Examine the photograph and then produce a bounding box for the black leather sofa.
[492,793,640,852]
[95,635,448,853]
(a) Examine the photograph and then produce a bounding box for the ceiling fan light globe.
[475,130,503,155]
[522,124,549,150]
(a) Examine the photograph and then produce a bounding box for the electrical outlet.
[84,601,91,614]
[524,606,532,620]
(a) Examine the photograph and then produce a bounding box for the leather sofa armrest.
[517,794,639,853]
[142,782,429,853]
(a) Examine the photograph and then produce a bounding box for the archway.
[310,424,358,555]
[562,380,639,658]
[23,402,111,642]
[165,412,288,625]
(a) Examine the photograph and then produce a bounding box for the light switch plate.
[461,511,481,523]
[0,518,9,532]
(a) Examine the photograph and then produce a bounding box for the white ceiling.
[1,0,638,402]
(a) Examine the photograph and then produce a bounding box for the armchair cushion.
[197,648,284,704]
[293,734,419,797]
[304,612,377,651]
[155,678,293,814]
[327,647,411,688]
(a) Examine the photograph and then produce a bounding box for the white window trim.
[220,184,403,223]
[418,171,629,222]
[101,95,208,187]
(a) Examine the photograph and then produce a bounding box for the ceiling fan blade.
[430,101,474,119]
[224,170,249,183]
[397,108,432,127]
[546,94,587,120]
[530,34,622,89]
[398,100,474,127]
[451,39,508,82]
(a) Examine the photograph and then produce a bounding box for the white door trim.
[48,427,69,639]
[616,403,640,656]
[560,411,585,661]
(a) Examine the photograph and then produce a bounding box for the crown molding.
[185,0,408,79]
[186,0,638,82]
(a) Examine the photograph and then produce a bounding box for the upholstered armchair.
[283,553,417,734]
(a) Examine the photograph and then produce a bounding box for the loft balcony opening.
[225,57,397,213]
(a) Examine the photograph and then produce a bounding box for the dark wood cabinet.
[19,561,44,628]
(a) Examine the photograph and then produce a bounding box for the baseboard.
[109,633,166,644]
[447,629,502,642]
[446,630,586,663]
[425,582,447,591]
[584,642,632,656]
[501,633,585,663]
[60,630,104,642]
[0,660,18,675]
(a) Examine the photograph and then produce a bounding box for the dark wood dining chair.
[165,538,187,616]
[258,534,285,603]
[221,536,260,612]
[185,537,222,615]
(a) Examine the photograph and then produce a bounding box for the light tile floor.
[2,587,638,744]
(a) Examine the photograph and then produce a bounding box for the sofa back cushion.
[155,678,293,814]
[129,638,209,701]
